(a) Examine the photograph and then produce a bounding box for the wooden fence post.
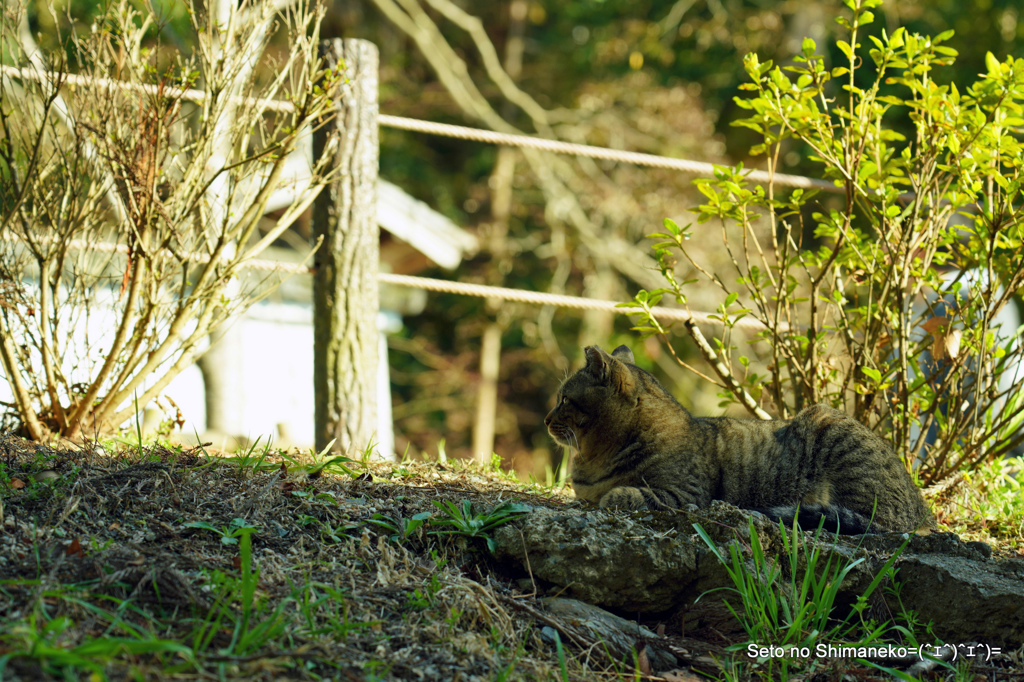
[312,39,380,455]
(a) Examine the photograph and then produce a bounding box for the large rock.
[492,501,1024,648]
[492,506,703,611]
[896,554,1024,646]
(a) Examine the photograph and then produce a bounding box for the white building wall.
[1,298,398,457]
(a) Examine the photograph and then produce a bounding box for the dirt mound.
[1,434,1021,680]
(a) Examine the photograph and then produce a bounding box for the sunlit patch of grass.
[934,457,1024,554]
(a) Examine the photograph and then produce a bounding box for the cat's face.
[544,391,587,450]
[544,345,637,451]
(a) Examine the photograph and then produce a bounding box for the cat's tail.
[753,504,883,535]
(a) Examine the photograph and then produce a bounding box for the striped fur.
[544,345,935,534]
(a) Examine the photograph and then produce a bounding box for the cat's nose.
[543,413,552,426]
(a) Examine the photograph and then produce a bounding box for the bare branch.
[683,319,771,420]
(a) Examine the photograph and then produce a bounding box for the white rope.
[377,272,770,330]
[378,115,837,192]
[1,232,765,330]
[0,65,295,113]
[2,232,308,273]
[2,65,838,192]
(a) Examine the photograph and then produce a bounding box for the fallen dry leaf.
[636,643,653,676]
[66,538,85,558]
[278,480,302,493]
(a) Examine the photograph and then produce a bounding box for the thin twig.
[682,319,772,420]
[496,594,592,649]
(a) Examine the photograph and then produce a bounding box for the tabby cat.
[545,345,935,534]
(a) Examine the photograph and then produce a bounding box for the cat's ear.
[611,345,635,365]
[583,346,611,380]
[584,346,635,394]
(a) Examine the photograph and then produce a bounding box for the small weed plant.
[183,517,258,546]
[365,500,530,551]
[366,511,434,544]
[695,518,942,679]
[297,514,361,544]
[429,500,531,552]
[229,436,279,474]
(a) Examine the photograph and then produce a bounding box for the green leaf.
[889,26,905,49]
[183,521,220,533]
[861,367,882,384]
[318,455,357,476]
[985,51,1001,75]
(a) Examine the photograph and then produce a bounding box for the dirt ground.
[0,433,1021,681]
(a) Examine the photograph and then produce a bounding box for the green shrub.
[627,0,1024,482]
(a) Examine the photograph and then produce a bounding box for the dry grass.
[0,434,717,680]
[1,433,1021,681]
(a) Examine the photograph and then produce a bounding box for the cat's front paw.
[598,486,647,510]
